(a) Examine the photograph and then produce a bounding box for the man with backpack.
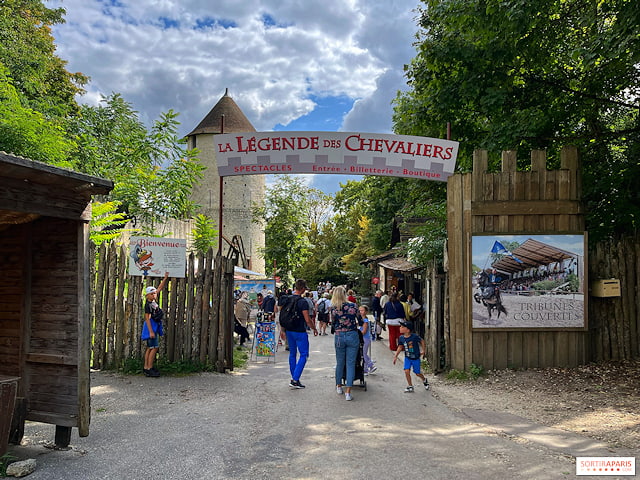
[278,278,318,389]
[316,293,331,335]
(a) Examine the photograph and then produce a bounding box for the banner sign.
[214,132,459,181]
[129,236,187,278]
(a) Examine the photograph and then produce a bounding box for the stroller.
[341,329,367,391]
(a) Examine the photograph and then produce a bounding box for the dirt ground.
[429,359,640,451]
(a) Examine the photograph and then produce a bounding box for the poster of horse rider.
[471,234,586,329]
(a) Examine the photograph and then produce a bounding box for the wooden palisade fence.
[589,233,640,362]
[91,243,236,373]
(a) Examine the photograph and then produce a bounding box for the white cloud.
[51,0,418,137]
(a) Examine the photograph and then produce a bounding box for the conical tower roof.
[188,89,256,136]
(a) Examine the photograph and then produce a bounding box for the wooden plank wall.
[0,225,26,379]
[91,244,235,373]
[589,233,640,361]
[447,147,588,370]
[26,218,81,427]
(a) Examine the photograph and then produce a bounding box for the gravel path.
[8,334,630,479]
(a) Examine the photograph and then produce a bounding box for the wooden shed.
[0,152,113,450]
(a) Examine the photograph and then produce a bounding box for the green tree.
[68,94,204,230]
[190,214,218,255]
[90,201,137,246]
[394,0,640,241]
[0,0,87,118]
[342,216,376,293]
[0,63,75,164]
[253,175,315,285]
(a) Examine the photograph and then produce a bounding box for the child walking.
[392,320,429,392]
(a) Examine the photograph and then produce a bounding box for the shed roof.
[0,152,113,224]
[361,248,420,272]
[491,238,579,274]
[187,89,256,136]
[378,257,420,272]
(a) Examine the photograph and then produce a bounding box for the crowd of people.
[229,278,428,401]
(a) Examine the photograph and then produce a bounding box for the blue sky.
[49,0,421,194]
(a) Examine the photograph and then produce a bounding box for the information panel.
[128,236,186,278]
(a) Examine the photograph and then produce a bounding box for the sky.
[49,0,423,194]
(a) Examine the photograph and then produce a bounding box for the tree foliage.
[253,176,319,285]
[0,0,86,118]
[394,0,640,241]
[0,2,205,238]
[90,201,137,246]
[190,214,218,255]
[67,94,204,229]
[0,63,75,164]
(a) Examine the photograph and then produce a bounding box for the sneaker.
[289,380,305,389]
[143,369,151,377]
[369,365,378,374]
[336,386,343,395]
[345,393,353,401]
[424,379,430,390]
[404,386,414,393]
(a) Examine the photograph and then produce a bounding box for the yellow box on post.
[591,279,621,297]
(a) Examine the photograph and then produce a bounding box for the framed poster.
[471,234,586,330]
[129,237,186,278]
[234,279,276,309]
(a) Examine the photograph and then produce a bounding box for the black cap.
[400,320,414,331]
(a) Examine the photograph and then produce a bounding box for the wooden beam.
[471,199,583,216]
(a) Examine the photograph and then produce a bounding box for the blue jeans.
[334,330,360,387]
[286,330,310,381]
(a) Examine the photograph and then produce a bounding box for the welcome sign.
[214,132,459,181]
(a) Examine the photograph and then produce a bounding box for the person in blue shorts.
[392,320,429,392]
[141,272,169,377]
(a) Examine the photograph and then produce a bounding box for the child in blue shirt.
[392,320,429,392]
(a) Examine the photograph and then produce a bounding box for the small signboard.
[129,237,186,278]
[254,320,276,359]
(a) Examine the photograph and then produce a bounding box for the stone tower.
[187,89,265,274]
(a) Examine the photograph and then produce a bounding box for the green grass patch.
[233,347,249,369]
[1,453,16,477]
[119,356,216,375]
[445,363,485,381]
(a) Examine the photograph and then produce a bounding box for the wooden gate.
[446,147,587,370]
